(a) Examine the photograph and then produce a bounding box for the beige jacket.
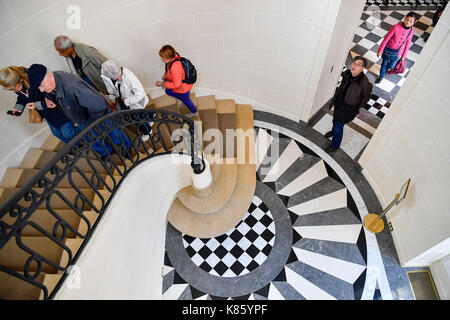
[65,42,108,94]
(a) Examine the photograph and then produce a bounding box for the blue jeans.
[79,111,132,157]
[165,89,197,113]
[82,75,97,91]
[331,119,345,148]
[48,121,81,144]
[379,55,400,79]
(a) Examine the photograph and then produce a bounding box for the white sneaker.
[142,134,150,142]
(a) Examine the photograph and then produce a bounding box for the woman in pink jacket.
[376,12,417,84]
[155,45,198,117]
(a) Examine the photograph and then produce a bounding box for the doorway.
[312,0,447,161]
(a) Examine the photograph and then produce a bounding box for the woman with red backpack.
[155,45,198,118]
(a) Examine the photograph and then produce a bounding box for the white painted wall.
[309,0,365,118]
[359,7,450,268]
[0,0,343,180]
[54,154,193,300]
[430,254,450,300]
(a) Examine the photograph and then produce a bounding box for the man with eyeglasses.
[324,56,372,153]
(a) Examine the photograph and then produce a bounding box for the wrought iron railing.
[0,109,203,300]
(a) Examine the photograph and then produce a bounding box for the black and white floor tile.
[351,9,435,106]
[162,121,406,300]
[182,196,275,278]
[365,0,446,9]
[314,7,438,160]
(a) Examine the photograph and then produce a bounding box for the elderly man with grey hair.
[54,35,108,94]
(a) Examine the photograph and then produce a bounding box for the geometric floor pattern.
[365,0,445,8]
[163,127,371,300]
[182,195,275,278]
[351,9,436,115]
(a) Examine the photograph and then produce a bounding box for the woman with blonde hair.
[0,65,79,143]
[155,45,198,117]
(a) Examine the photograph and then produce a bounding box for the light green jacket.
[67,42,108,94]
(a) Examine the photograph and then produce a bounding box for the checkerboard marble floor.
[162,127,387,300]
[182,196,275,278]
[350,9,436,117]
[365,0,445,8]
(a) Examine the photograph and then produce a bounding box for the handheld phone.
[7,110,20,116]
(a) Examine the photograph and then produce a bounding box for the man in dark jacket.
[325,56,372,153]
[28,64,131,158]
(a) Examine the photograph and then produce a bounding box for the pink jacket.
[378,23,414,59]
[164,54,193,94]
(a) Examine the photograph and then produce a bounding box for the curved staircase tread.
[196,95,216,111]
[215,99,236,114]
[41,134,65,152]
[168,181,255,239]
[177,163,238,214]
[169,99,256,238]
[148,95,177,109]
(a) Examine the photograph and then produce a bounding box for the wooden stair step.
[0,271,46,300]
[58,238,83,272]
[19,148,108,174]
[148,95,177,110]
[215,99,236,114]
[39,273,63,300]
[0,168,23,188]
[168,99,256,238]
[1,209,83,238]
[197,96,219,156]
[216,99,237,158]
[235,104,256,165]
[77,211,99,236]
[0,187,96,210]
[0,237,65,273]
[41,134,65,152]
[177,163,238,214]
[3,168,106,189]
[196,95,216,111]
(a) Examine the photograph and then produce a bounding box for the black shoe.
[324,131,333,139]
[375,77,383,84]
[325,145,339,153]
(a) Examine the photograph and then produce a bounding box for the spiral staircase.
[0,92,256,300]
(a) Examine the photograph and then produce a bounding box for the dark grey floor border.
[253,110,414,299]
[165,180,293,298]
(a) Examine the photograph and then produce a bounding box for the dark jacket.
[52,71,109,126]
[331,70,372,123]
[14,83,71,128]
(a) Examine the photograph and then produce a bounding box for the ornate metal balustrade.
[0,109,203,300]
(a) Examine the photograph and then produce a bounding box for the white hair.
[54,35,74,50]
[101,60,121,80]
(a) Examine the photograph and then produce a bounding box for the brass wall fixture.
[364,178,411,233]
